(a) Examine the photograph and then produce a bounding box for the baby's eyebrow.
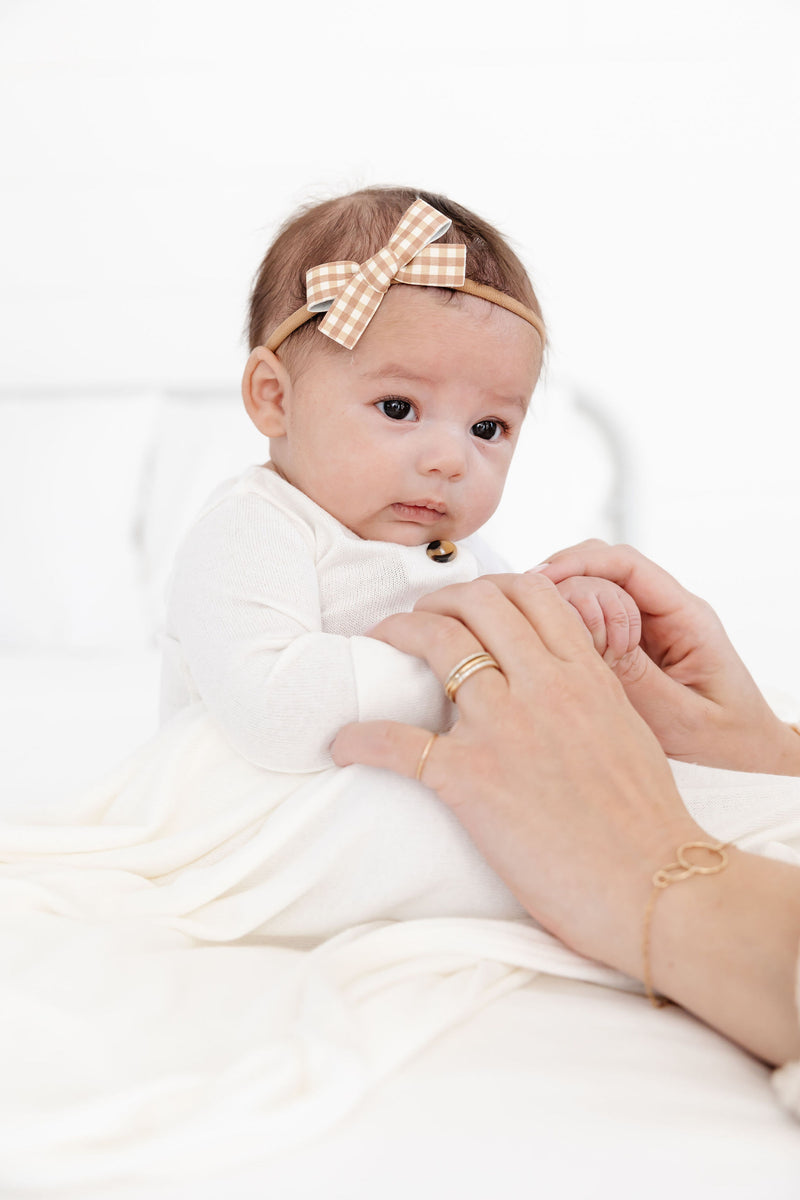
[358,364,433,386]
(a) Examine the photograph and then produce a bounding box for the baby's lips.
[401,500,446,514]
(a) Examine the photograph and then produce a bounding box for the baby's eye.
[376,397,416,421]
[471,419,507,442]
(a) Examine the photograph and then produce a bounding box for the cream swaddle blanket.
[2,696,800,1192]
[3,469,800,1189]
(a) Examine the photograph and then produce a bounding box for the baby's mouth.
[391,501,447,524]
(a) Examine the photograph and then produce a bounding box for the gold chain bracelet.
[642,840,730,1007]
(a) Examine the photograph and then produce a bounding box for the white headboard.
[0,379,631,651]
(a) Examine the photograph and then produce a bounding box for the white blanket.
[2,704,800,1192]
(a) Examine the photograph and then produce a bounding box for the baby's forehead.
[291,289,538,410]
[360,285,526,346]
[284,282,542,404]
[367,288,541,382]
[377,283,489,321]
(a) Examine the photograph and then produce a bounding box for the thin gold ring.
[415,732,438,782]
[444,653,502,703]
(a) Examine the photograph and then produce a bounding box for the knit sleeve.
[771,950,800,1120]
[165,491,451,772]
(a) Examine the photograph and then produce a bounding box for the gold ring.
[415,732,438,782]
[443,653,502,703]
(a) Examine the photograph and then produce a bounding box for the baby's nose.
[417,426,467,479]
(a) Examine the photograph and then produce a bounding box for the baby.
[160,187,639,771]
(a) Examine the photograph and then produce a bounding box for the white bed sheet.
[89,976,800,1200]
[2,652,799,1200]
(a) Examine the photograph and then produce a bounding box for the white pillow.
[0,393,160,649]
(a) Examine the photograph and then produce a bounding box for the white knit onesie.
[161,464,500,771]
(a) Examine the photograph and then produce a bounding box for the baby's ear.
[241,347,293,437]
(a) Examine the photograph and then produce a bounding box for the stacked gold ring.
[444,653,502,703]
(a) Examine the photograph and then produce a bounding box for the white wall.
[2,0,799,689]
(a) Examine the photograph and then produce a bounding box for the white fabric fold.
[3,710,800,1190]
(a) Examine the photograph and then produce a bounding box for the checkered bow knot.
[304,198,467,350]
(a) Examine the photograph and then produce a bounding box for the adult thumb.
[611,647,697,752]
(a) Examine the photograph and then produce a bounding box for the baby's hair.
[247,186,544,372]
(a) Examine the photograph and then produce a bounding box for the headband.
[263,198,547,354]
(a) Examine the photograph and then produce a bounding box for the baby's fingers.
[555,578,641,665]
[555,581,606,655]
[597,583,642,665]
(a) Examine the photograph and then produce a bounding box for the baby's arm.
[554,575,641,666]
[164,492,451,773]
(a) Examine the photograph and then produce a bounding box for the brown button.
[426,539,457,563]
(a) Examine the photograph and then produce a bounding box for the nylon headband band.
[263,280,547,353]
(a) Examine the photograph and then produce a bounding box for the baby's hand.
[554,575,641,666]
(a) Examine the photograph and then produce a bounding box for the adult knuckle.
[516,572,557,600]
[429,615,469,654]
[690,594,716,620]
[471,577,502,604]
[374,612,406,636]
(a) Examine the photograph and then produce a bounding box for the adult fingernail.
[526,562,551,573]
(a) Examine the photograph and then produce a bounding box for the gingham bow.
[305,199,467,350]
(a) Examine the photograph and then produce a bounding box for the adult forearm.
[649,848,800,1064]
[751,720,800,777]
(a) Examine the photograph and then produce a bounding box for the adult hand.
[536,541,800,775]
[334,572,703,981]
[332,573,800,1064]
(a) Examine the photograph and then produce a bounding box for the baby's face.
[271,286,542,545]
